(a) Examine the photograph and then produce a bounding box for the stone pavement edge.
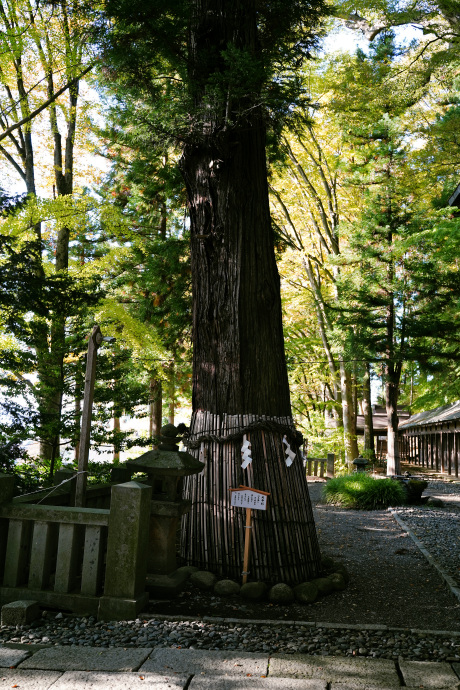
[1,645,460,689]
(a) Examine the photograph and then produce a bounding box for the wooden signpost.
[74,326,115,507]
[74,326,103,507]
[230,485,270,584]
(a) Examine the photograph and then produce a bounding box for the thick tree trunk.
[183,411,320,583]
[74,383,82,463]
[180,0,320,584]
[339,359,359,467]
[113,416,120,462]
[384,253,402,475]
[168,362,175,425]
[363,363,375,460]
[149,377,162,448]
[385,371,401,475]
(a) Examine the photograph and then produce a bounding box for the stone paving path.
[1,645,460,689]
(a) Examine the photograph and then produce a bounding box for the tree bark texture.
[113,416,121,462]
[149,377,162,448]
[384,253,402,475]
[363,363,375,460]
[385,371,401,475]
[181,125,291,416]
[180,0,321,583]
[168,362,175,425]
[339,359,359,466]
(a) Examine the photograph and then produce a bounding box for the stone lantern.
[127,424,204,576]
[352,454,369,472]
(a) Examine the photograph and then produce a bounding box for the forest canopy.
[1,0,460,484]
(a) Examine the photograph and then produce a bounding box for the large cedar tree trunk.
[384,255,402,476]
[180,0,321,584]
[385,367,401,475]
[363,363,375,461]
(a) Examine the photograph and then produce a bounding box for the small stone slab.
[0,646,31,667]
[329,686,401,690]
[140,649,269,676]
[399,660,459,688]
[0,669,61,689]
[1,600,39,626]
[49,671,190,689]
[19,646,152,672]
[146,570,189,597]
[269,655,399,687]
[189,678,327,689]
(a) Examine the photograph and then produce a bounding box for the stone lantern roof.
[126,424,204,477]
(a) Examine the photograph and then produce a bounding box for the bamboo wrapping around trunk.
[181,411,321,584]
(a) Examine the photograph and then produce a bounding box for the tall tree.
[101,0,326,583]
[327,33,460,474]
[97,104,192,444]
[0,0,94,468]
[269,102,361,464]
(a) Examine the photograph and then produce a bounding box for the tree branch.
[0,63,95,143]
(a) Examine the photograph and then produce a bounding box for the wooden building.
[398,401,460,477]
[355,405,410,460]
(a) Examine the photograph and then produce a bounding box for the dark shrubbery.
[323,473,406,509]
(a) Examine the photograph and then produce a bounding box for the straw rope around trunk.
[180,410,322,585]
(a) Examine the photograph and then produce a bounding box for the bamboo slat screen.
[181,411,322,585]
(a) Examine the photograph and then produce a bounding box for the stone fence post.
[0,474,14,505]
[327,453,335,479]
[0,474,14,583]
[98,481,151,621]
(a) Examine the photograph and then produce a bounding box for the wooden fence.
[399,426,459,477]
[0,474,151,620]
[306,454,335,479]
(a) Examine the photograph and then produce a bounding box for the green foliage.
[97,0,328,149]
[0,197,107,468]
[7,460,54,496]
[323,473,406,509]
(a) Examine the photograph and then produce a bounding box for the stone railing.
[0,474,150,621]
[306,453,335,479]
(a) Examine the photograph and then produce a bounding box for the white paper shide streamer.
[283,435,296,467]
[241,434,252,469]
[199,441,206,475]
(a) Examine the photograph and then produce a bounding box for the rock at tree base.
[328,572,347,591]
[240,582,268,601]
[268,583,295,604]
[190,571,218,590]
[214,579,240,596]
[333,564,350,584]
[294,581,318,604]
[312,577,335,596]
[176,565,200,577]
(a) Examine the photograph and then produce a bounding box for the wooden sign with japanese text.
[230,486,270,584]
[230,486,269,511]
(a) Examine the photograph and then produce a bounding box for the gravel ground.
[1,613,460,663]
[391,481,460,584]
[1,478,460,662]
